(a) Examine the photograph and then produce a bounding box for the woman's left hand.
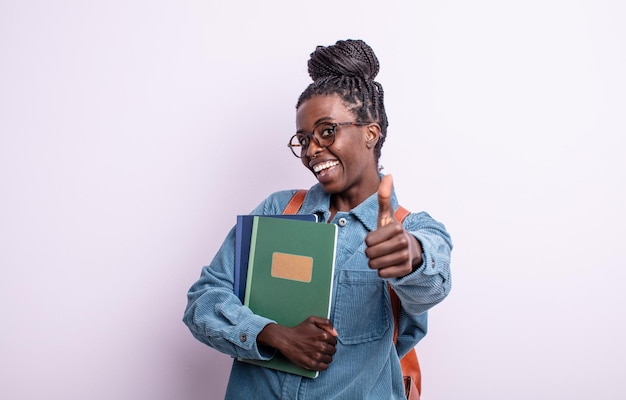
[364,175,422,279]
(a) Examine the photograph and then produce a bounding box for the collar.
[300,175,399,231]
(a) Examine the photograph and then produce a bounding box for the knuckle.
[304,359,316,370]
[391,222,404,234]
[364,235,373,246]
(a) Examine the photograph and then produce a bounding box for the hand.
[257,316,338,372]
[365,174,423,278]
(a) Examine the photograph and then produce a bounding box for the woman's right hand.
[257,316,338,372]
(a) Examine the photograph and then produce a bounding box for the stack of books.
[234,214,338,378]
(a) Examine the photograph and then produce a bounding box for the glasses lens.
[313,123,336,147]
[289,135,306,158]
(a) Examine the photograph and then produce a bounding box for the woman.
[183,39,452,399]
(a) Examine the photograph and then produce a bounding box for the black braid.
[296,39,388,162]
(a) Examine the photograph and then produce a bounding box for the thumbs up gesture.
[365,174,423,278]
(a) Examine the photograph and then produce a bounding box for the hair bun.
[308,39,380,82]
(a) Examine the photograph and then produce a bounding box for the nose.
[305,137,324,158]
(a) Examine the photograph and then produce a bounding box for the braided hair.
[296,39,388,162]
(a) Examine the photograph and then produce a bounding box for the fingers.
[366,228,413,275]
[377,174,396,228]
[311,316,338,338]
[366,228,423,278]
[282,317,337,371]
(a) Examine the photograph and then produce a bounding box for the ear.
[365,123,381,149]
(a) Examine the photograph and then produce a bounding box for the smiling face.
[296,94,382,205]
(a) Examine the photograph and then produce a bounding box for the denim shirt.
[183,181,452,399]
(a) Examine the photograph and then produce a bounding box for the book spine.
[234,216,243,301]
[243,216,259,306]
[326,225,338,319]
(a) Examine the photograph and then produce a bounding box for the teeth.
[313,160,339,173]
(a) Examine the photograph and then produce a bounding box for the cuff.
[227,314,277,360]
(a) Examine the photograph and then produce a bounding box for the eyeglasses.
[287,121,369,158]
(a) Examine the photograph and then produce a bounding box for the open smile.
[313,160,339,174]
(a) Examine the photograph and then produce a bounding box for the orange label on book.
[271,252,313,283]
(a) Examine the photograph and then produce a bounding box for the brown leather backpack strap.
[390,205,411,345]
[389,206,421,398]
[395,205,410,224]
[282,189,307,215]
[390,204,411,344]
[389,282,401,344]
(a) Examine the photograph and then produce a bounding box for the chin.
[318,181,344,195]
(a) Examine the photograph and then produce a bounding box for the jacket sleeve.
[182,190,297,359]
[388,211,452,354]
[182,226,278,360]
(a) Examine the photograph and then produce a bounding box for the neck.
[330,175,381,214]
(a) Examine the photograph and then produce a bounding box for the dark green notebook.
[239,216,338,378]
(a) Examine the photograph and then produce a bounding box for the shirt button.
[240,333,247,342]
[338,217,347,227]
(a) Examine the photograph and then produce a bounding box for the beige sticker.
[271,252,313,283]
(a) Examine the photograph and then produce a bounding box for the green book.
[239,216,338,378]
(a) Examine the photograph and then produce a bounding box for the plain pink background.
[1,1,624,399]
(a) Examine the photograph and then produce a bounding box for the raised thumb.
[377,174,395,228]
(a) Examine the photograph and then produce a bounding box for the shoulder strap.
[282,189,307,215]
[389,207,410,345]
[388,208,422,398]
[395,205,410,224]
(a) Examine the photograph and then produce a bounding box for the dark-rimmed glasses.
[287,121,369,158]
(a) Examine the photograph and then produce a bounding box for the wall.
[1,1,624,399]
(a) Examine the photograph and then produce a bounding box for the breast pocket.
[332,269,391,345]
